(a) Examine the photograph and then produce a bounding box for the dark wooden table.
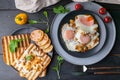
[0,0,120,80]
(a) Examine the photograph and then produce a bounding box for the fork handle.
[94,72,120,75]
[89,67,120,70]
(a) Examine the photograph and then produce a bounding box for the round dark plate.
[11,27,38,35]
[50,2,116,65]
[11,27,53,57]
[58,10,106,58]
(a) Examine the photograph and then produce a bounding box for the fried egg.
[61,23,80,51]
[75,28,99,50]
[61,23,75,41]
[75,15,98,34]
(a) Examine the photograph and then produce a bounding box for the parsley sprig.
[53,5,70,14]
[52,56,64,79]
[28,20,47,24]
[43,11,50,33]
[25,55,34,61]
[9,39,23,53]
[28,11,49,33]
[28,5,70,33]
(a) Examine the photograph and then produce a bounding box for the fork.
[82,65,120,75]
[83,65,120,71]
[64,65,120,76]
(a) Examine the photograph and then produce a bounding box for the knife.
[95,0,120,4]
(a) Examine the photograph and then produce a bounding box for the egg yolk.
[87,16,94,22]
[64,30,75,40]
[80,15,94,26]
[80,34,91,44]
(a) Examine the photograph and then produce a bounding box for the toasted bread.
[12,44,51,80]
[39,69,47,77]
[2,34,30,65]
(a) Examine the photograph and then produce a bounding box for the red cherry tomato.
[104,16,111,23]
[99,8,106,15]
[75,4,82,10]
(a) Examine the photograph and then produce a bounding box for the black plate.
[11,27,38,35]
[58,10,106,58]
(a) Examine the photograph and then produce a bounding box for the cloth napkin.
[15,0,120,13]
[15,0,60,13]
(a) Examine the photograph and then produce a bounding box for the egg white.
[75,28,99,47]
[62,23,80,51]
[86,32,99,49]
[75,15,98,34]
[75,29,84,43]
[61,23,75,41]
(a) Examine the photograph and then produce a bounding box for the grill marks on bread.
[2,34,30,65]
[12,44,51,80]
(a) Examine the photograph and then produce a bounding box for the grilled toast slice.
[39,69,47,77]
[2,34,30,65]
[12,44,51,80]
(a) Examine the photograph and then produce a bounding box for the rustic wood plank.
[47,1,120,10]
[0,55,26,80]
[96,2,120,10]
[0,0,16,9]
[109,11,120,54]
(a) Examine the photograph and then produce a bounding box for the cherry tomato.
[104,16,111,23]
[75,4,82,10]
[99,7,106,15]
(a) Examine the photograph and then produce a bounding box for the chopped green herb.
[71,72,88,76]
[43,11,50,34]
[28,20,39,24]
[52,56,64,79]
[45,28,49,34]
[9,39,23,53]
[43,11,48,18]
[53,5,70,14]
[28,11,50,33]
[25,55,34,61]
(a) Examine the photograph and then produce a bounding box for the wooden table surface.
[0,0,120,80]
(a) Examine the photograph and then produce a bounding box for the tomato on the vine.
[99,7,106,15]
[75,4,82,10]
[104,16,111,23]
